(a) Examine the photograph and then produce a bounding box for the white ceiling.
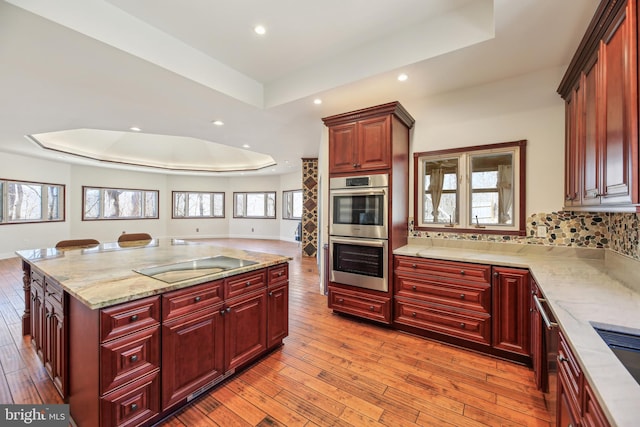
[0,0,598,176]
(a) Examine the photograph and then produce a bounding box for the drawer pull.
[558,355,569,363]
[277,272,283,277]
[245,281,251,287]
[411,285,417,291]
[460,294,465,299]
[130,403,138,411]
[460,323,465,329]
[411,264,417,269]
[194,296,201,302]
[338,298,344,304]
[130,355,138,362]
[130,314,138,322]
[459,270,465,275]
[411,312,417,317]
[269,291,273,296]
[369,306,374,311]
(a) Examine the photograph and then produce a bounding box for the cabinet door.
[492,267,530,356]
[225,290,267,371]
[267,283,288,349]
[357,116,390,171]
[44,299,66,398]
[565,86,582,206]
[582,54,601,205]
[30,283,44,361]
[161,307,224,410]
[328,122,358,173]
[598,1,638,205]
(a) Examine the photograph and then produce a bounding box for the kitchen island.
[17,238,291,427]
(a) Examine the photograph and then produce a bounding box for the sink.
[593,324,640,385]
[134,255,258,283]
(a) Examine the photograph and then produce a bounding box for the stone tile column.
[301,158,318,257]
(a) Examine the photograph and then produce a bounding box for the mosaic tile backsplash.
[409,212,640,261]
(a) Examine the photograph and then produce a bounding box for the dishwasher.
[533,294,558,422]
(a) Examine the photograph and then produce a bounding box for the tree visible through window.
[173,191,224,218]
[83,186,159,220]
[0,179,65,224]
[283,189,303,220]
[233,192,276,218]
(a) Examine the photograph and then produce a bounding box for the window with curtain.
[414,140,525,235]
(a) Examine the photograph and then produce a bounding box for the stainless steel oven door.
[329,236,388,292]
[329,187,388,239]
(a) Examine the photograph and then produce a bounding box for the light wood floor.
[0,239,553,426]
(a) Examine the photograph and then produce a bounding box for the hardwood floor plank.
[210,383,267,425]
[5,369,42,404]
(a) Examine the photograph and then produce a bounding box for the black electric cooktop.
[134,255,257,284]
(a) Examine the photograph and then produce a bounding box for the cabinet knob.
[338,298,344,304]
[459,270,465,275]
[194,296,201,302]
[130,403,138,411]
[411,264,417,269]
[269,291,273,296]
[369,306,374,311]
[460,323,466,329]
[411,285,417,291]
[558,355,569,363]
[277,272,283,277]
[411,312,417,317]
[460,294,465,299]
[245,281,251,287]
[130,355,138,362]
[493,272,499,278]
[130,314,138,322]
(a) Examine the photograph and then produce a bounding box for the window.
[173,191,224,218]
[83,186,159,220]
[233,192,276,218]
[414,140,526,235]
[282,189,303,220]
[0,179,65,224]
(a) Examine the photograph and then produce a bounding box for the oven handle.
[330,188,386,197]
[330,236,387,248]
[533,295,558,330]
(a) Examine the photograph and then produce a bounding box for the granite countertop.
[16,239,291,310]
[395,238,640,427]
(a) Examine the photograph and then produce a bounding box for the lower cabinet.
[557,330,610,427]
[392,256,530,362]
[67,263,289,427]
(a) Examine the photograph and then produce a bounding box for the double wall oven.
[329,174,389,292]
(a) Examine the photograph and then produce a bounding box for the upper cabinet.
[558,0,639,212]
[323,102,415,176]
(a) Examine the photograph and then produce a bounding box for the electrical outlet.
[196,228,199,232]
[536,225,547,237]
[251,227,254,232]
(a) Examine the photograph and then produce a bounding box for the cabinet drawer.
[268,264,289,287]
[394,272,490,313]
[31,268,44,291]
[45,278,64,307]
[558,331,582,412]
[162,280,223,322]
[101,296,161,343]
[328,286,391,324]
[394,298,491,345]
[394,256,491,284]
[583,381,611,427]
[101,370,160,427]
[101,325,160,395]
[225,270,267,300]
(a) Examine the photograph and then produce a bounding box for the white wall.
[404,66,567,216]
[279,171,302,242]
[0,153,71,258]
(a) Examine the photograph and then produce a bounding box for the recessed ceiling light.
[254,25,266,35]
[242,144,250,149]
[212,120,224,126]
[397,73,408,82]
[130,126,141,132]
[313,98,322,105]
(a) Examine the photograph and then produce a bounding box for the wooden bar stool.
[55,239,100,249]
[117,233,152,243]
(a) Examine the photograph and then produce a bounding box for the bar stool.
[117,233,152,243]
[55,239,100,249]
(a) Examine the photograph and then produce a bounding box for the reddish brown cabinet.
[491,267,530,357]
[559,0,639,211]
[267,264,289,349]
[327,116,391,174]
